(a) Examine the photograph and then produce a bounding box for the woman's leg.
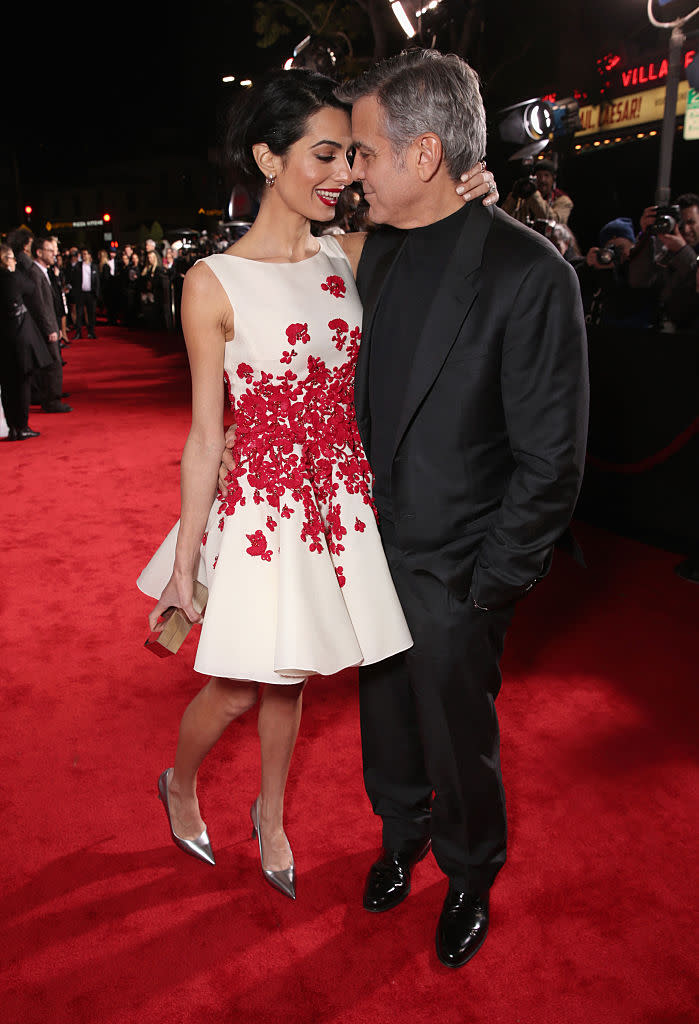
[256,681,306,871]
[166,675,259,839]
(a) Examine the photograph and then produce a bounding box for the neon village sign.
[617,49,696,90]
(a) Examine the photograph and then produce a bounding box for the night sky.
[5,1,695,190]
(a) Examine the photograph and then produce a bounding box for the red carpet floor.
[1,326,697,1024]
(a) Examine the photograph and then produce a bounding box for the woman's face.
[1,250,16,271]
[147,251,157,267]
[270,106,353,221]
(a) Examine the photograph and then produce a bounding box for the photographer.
[628,193,699,332]
[576,218,655,329]
[502,158,573,227]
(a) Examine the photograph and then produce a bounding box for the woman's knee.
[208,676,260,717]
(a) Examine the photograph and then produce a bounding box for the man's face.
[679,204,699,247]
[40,240,58,266]
[535,169,554,199]
[81,249,91,264]
[351,94,417,228]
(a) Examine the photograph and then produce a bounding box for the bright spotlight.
[391,2,416,38]
[221,75,235,83]
[240,80,253,88]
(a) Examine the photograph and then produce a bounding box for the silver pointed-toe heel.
[157,769,216,866]
[250,797,296,900]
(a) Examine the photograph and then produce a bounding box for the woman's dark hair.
[225,69,350,190]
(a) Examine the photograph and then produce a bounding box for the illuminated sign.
[614,49,696,92]
[44,219,111,230]
[576,81,689,136]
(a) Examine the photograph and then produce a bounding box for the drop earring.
[265,174,276,188]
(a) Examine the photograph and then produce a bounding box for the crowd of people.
[501,164,699,333]
[0,231,216,439]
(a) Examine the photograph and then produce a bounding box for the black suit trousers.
[358,525,514,895]
[0,348,30,430]
[75,292,96,335]
[33,339,63,408]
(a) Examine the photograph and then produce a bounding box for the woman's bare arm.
[148,261,230,628]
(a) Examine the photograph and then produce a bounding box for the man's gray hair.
[338,49,486,180]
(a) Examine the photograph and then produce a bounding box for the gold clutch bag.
[144,581,208,658]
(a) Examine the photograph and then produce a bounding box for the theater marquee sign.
[576,80,690,137]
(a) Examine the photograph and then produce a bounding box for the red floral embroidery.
[220,321,373,571]
[202,531,208,545]
[246,530,272,561]
[354,517,365,533]
[286,324,310,346]
[266,516,277,532]
[328,318,349,351]
[213,555,219,569]
[335,566,346,588]
[321,275,346,299]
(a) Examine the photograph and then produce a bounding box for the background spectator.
[628,193,699,332]
[502,158,573,228]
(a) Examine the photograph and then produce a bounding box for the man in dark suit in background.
[70,248,100,339]
[341,50,589,967]
[26,238,71,413]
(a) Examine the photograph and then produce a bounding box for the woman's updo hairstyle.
[225,69,350,190]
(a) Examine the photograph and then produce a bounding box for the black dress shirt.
[368,202,472,522]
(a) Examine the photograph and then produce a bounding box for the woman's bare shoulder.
[336,231,368,279]
[181,259,234,335]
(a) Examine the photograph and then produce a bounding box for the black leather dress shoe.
[42,402,72,413]
[7,427,40,440]
[363,838,431,913]
[436,888,489,968]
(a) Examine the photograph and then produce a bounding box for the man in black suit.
[26,238,71,413]
[70,248,100,339]
[341,50,589,967]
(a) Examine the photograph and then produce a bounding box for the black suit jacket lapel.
[354,229,407,455]
[391,203,493,460]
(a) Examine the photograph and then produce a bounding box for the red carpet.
[1,327,697,1023]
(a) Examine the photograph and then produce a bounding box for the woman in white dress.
[138,69,497,899]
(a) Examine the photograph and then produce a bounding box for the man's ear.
[252,142,282,181]
[415,133,443,182]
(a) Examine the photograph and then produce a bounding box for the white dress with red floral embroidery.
[137,235,412,684]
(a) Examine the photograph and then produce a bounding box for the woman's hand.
[456,161,499,206]
[148,572,201,633]
[217,424,237,497]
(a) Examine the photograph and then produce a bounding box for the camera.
[511,175,538,200]
[649,204,681,235]
[596,244,623,266]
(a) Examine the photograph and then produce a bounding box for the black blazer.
[354,204,590,608]
[0,270,52,372]
[68,261,101,300]
[25,262,60,338]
